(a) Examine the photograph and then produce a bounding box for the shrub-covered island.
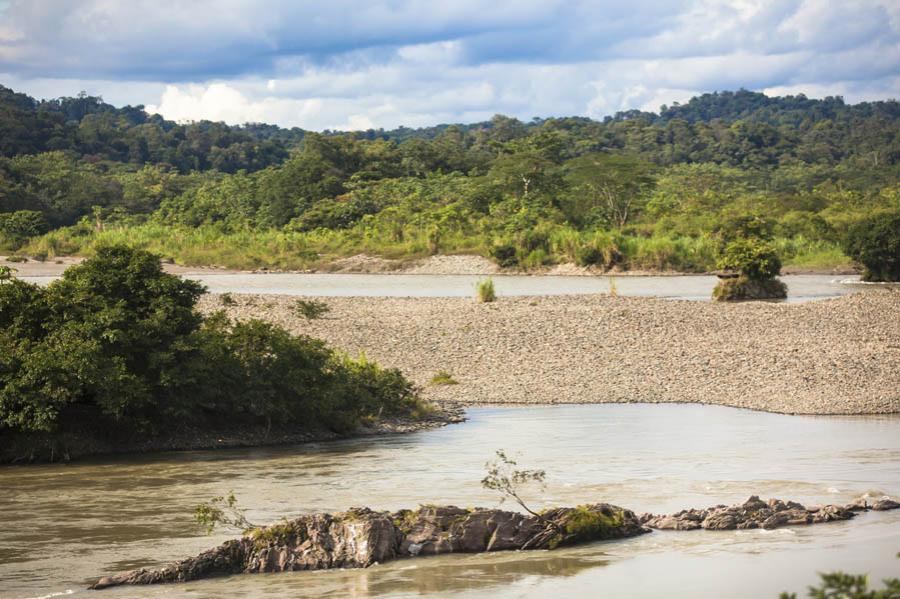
[0,246,434,463]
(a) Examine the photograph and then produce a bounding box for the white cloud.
[1,0,898,129]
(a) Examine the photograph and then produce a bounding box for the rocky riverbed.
[199,290,900,415]
[91,495,898,590]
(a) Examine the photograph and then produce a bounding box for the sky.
[0,0,898,131]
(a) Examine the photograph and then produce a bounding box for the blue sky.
[1,0,898,130]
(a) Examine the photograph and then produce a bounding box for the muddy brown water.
[1,404,899,598]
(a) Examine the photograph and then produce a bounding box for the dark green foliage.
[489,242,518,268]
[1,83,898,275]
[715,215,776,249]
[0,246,424,442]
[842,211,900,281]
[290,195,380,231]
[576,245,605,267]
[718,238,782,280]
[780,569,900,599]
[0,210,48,246]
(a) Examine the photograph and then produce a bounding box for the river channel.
[20,273,869,302]
[2,404,898,598]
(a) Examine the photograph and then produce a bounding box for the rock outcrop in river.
[639,494,898,531]
[92,495,899,590]
[92,503,645,589]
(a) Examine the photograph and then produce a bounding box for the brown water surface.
[1,404,898,598]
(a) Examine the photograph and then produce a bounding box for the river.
[2,404,899,599]
[20,273,870,302]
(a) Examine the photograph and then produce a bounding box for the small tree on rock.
[482,449,561,532]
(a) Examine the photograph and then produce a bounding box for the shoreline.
[200,291,900,417]
[2,252,860,278]
[0,406,466,466]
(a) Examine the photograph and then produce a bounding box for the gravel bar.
[198,291,900,415]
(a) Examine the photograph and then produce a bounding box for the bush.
[294,298,330,320]
[476,278,496,303]
[0,210,49,246]
[842,211,900,282]
[715,214,775,249]
[0,245,424,442]
[576,245,605,267]
[717,238,782,280]
[489,241,518,268]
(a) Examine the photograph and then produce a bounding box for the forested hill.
[2,85,898,170]
[1,83,898,274]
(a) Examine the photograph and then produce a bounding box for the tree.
[481,449,561,532]
[717,238,782,280]
[195,492,256,534]
[562,154,655,228]
[842,210,900,281]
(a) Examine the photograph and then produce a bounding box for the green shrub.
[575,245,605,267]
[476,278,496,303]
[294,298,330,319]
[0,211,49,246]
[0,246,424,442]
[715,214,775,249]
[430,371,459,385]
[717,238,782,280]
[5,255,27,263]
[489,242,518,268]
[522,248,551,268]
[842,210,900,282]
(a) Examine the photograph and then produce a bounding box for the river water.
[21,273,869,302]
[2,404,899,599]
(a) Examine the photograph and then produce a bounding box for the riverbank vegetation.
[2,86,898,273]
[0,246,428,462]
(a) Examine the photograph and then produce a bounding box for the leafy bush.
[717,238,782,280]
[780,558,900,599]
[575,245,604,267]
[294,298,330,320]
[0,210,49,247]
[476,278,496,303]
[842,210,900,282]
[0,246,424,442]
[715,214,775,249]
[489,241,518,267]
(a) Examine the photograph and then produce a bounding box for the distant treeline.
[1,85,898,271]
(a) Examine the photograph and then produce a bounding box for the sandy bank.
[199,291,900,416]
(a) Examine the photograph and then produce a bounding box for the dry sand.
[198,290,900,416]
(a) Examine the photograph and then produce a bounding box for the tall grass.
[476,278,496,302]
[20,222,851,273]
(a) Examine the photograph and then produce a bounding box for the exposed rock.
[642,496,862,532]
[872,498,900,511]
[92,503,647,590]
[92,495,900,590]
[843,494,900,512]
[712,276,788,301]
